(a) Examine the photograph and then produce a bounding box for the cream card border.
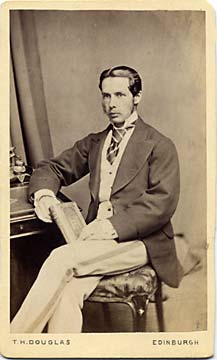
[0,0,216,358]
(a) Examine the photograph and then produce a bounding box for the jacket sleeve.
[28,135,92,198]
[109,138,180,241]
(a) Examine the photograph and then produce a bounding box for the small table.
[10,184,66,320]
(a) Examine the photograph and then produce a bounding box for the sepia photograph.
[0,0,216,358]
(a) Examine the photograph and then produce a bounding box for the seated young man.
[11,65,183,333]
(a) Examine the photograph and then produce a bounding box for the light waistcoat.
[97,111,138,220]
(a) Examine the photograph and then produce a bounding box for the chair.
[87,265,165,332]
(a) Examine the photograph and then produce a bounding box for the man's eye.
[102,94,110,99]
[116,93,125,97]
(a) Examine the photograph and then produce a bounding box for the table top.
[10,184,71,222]
[10,184,35,221]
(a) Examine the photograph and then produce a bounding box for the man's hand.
[34,190,60,223]
[78,219,118,241]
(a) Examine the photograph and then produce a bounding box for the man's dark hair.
[99,65,142,96]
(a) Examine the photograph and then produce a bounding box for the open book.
[49,202,86,244]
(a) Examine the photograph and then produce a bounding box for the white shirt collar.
[109,110,138,129]
[123,110,138,128]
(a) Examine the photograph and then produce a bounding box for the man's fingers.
[35,206,52,223]
[79,228,97,241]
[80,232,104,241]
[35,196,59,223]
[78,220,106,241]
[79,230,93,241]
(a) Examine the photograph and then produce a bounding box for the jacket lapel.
[111,118,155,196]
[88,127,110,199]
[88,118,155,199]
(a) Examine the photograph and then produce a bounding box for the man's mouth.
[109,112,120,117]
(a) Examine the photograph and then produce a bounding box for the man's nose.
[109,95,117,108]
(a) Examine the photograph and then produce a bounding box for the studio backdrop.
[10,9,206,264]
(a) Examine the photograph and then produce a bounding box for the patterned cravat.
[107,122,135,164]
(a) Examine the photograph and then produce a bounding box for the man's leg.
[73,239,148,276]
[47,276,101,333]
[47,239,148,333]
[11,239,148,333]
[10,244,77,333]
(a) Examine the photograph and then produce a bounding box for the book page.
[49,202,86,243]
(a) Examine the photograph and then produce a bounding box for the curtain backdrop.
[10,58,26,163]
[10,11,53,168]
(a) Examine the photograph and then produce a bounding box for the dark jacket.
[29,117,183,287]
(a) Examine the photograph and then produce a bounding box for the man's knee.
[42,244,75,277]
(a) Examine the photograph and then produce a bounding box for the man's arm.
[28,134,92,199]
[28,135,92,222]
[109,138,180,241]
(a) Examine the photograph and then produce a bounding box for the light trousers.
[11,239,148,333]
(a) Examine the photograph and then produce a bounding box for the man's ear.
[133,91,142,105]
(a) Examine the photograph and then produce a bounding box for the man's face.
[101,77,139,125]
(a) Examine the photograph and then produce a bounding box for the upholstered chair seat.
[87,265,165,332]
